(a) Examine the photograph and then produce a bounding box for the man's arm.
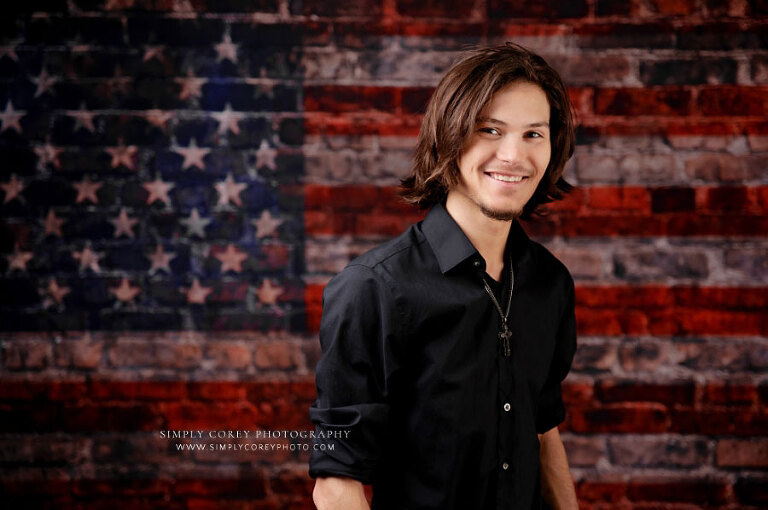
[313,477,369,510]
[539,427,578,510]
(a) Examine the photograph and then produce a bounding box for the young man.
[309,44,579,510]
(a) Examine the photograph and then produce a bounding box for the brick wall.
[1,0,767,508]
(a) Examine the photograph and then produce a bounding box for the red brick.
[577,481,627,502]
[562,381,595,404]
[568,403,669,433]
[716,439,768,467]
[89,380,187,400]
[699,186,757,212]
[697,86,768,116]
[488,0,589,18]
[73,478,169,496]
[594,88,692,116]
[62,403,164,432]
[588,187,650,211]
[304,85,398,113]
[650,187,695,213]
[395,0,479,19]
[735,476,768,505]
[701,381,758,405]
[164,401,262,429]
[625,479,729,504]
[187,381,247,400]
[174,476,268,497]
[646,0,699,15]
[290,0,381,16]
[671,407,768,436]
[596,379,695,406]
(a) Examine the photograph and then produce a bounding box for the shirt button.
[502,462,509,470]
[472,259,481,267]
[503,403,511,412]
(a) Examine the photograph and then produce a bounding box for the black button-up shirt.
[309,202,577,510]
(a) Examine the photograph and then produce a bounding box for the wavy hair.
[399,43,575,219]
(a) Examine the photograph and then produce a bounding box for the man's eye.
[479,127,500,135]
[526,131,543,138]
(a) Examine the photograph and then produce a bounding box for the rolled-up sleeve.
[309,263,403,483]
[535,274,577,434]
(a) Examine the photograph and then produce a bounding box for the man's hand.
[313,476,370,510]
[539,427,578,510]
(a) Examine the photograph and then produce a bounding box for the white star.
[73,245,101,272]
[251,209,283,238]
[142,177,174,206]
[34,142,63,170]
[42,278,70,307]
[6,247,33,272]
[175,68,206,100]
[173,138,210,170]
[147,244,173,274]
[68,103,95,133]
[212,103,242,135]
[215,32,238,63]
[142,45,164,62]
[255,139,277,170]
[213,244,248,273]
[183,277,213,304]
[30,67,58,98]
[105,141,138,170]
[43,209,66,237]
[145,109,173,130]
[1,174,24,203]
[110,277,141,303]
[72,177,101,204]
[0,42,19,62]
[0,101,24,133]
[214,174,247,207]
[110,207,139,238]
[256,278,283,305]
[180,208,211,238]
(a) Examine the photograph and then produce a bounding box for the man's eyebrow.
[476,117,550,129]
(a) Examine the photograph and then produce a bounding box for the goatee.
[480,204,521,222]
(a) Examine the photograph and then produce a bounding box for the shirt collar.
[421,202,532,275]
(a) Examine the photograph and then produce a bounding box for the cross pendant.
[498,329,512,357]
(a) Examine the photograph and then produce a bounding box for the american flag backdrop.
[1,1,767,508]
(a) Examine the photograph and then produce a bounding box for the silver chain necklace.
[481,259,514,357]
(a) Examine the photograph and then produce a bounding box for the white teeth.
[488,173,525,183]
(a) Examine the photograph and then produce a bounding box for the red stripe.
[304,114,768,136]
[0,380,764,436]
[0,380,316,432]
[303,85,768,135]
[303,185,768,237]
[305,284,768,335]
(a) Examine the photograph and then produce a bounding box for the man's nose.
[495,136,523,163]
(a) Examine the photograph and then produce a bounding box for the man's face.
[452,80,552,221]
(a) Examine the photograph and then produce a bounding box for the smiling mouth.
[486,172,528,183]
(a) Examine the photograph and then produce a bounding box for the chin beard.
[479,204,522,222]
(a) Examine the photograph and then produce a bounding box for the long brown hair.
[399,43,575,219]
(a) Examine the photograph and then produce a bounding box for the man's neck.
[445,192,513,282]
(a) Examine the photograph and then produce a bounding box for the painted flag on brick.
[1,1,767,508]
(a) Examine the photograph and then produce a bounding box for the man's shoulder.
[334,223,426,283]
[525,236,574,288]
